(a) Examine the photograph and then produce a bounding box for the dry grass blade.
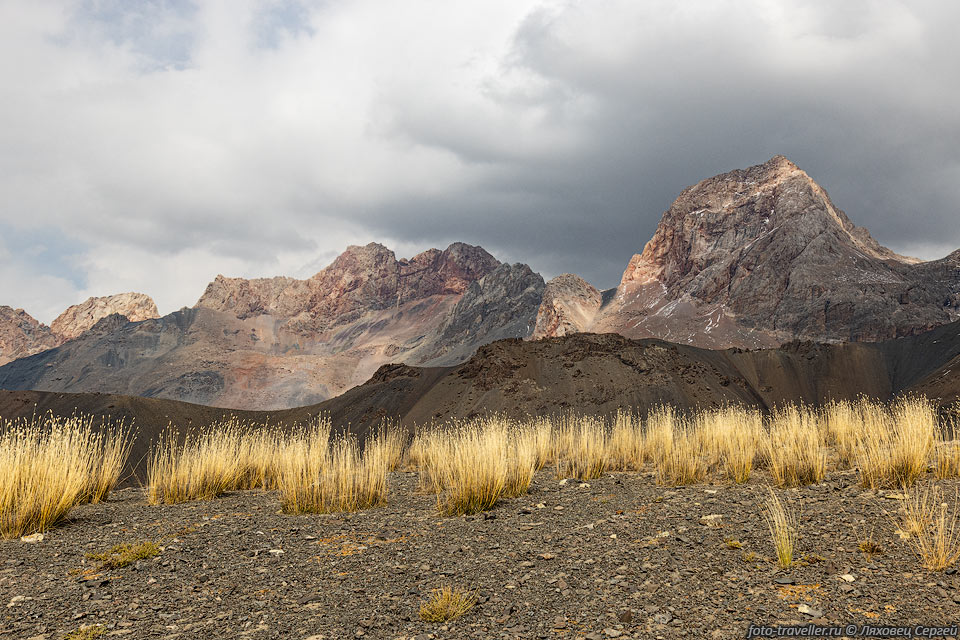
[418,585,476,622]
[899,483,960,571]
[761,487,799,569]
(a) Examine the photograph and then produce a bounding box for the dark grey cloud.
[0,0,957,321]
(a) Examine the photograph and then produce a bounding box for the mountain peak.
[50,293,159,341]
[590,157,960,346]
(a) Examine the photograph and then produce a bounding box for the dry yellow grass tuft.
[823,399,863,469]
[857,397,936,489]
[766,406,825,487]
[407,417,545,515]
[694,406,764,483]
[419,585,476,622]
[432,425,508,516]
[606,409,645,471]
[899,483,960,571]
[935,417,960,479]
[147,426,247,505]
[276,423,389,514]
[555,416,608,480]
[64,625,106,640]
[644,406,704,485]
[761,487,799,569]
[0,414,131,539]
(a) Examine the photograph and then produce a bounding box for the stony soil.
[2,470,959,640]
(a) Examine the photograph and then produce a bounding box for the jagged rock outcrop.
[422,263,546,364]
[0,307,59,366]
[197,242,500,330]
[49,293,159,341]
[584,156,960,347]
[532,274,602,339]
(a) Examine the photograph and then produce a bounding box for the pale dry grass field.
[5,397,960,573]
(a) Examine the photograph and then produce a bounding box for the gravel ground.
[2,470,959,640]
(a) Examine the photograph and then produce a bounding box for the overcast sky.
[1,1,958,323]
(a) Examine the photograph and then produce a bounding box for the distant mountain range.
[2,156,958,409]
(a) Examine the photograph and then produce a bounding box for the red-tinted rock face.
[0,307,59,366]
[532,274,602,339]
[196,242,501,329]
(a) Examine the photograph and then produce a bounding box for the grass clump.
[695,406,764,483]
[411,417,543,516]
[766,406,825,487]
[276,425,389,514]
[87,541,160,569]
[419,585,476,622]
[856,397,936,489]
[555,416,608,480]
[434,426,507,516]
[761,487,799,569]
[606,409,645,471]
[147,427,246,505]
[899,483,960,571]
[646,407,705,486]
[64,625,106,640]
[857,536,882,562]
[0,414,131,539]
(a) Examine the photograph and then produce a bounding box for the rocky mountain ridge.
[2,156,959,408]
[0,243,544,409]
[542,155,960,347]
[0,293,159,366]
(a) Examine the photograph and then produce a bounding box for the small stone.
[20,533,43,543]
[604,629,622,638]
[797,604,823,617]
[268,549,284,556]
[699,515,723,527]
[618,610,633,623]
[840,574,855,582]
[653,612,673,624]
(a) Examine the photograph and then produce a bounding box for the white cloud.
[0,0,958,320]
